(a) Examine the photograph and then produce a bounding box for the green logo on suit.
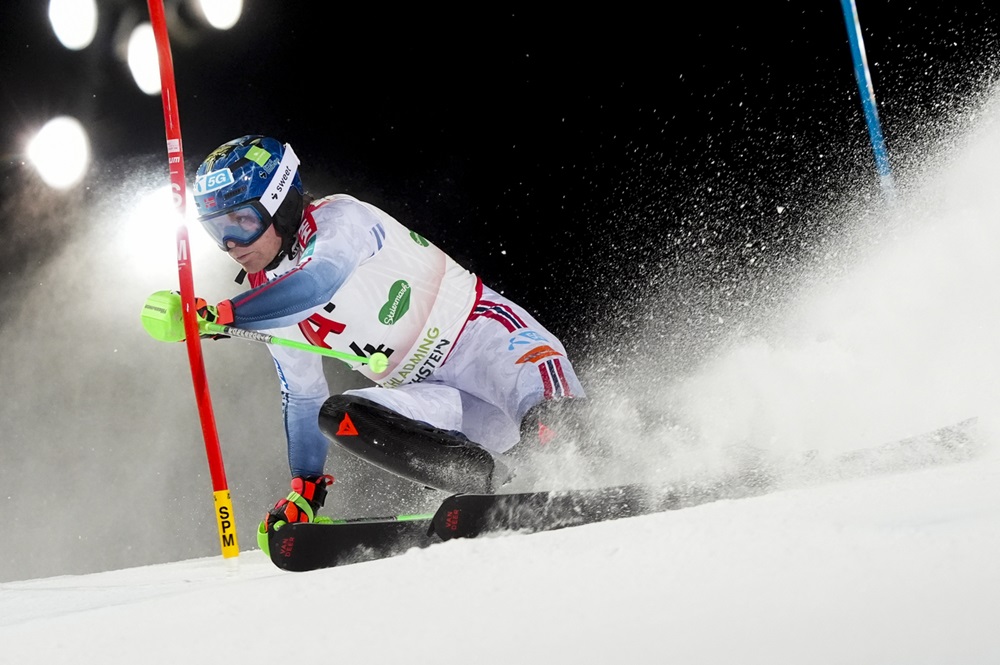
[380,280,411,325]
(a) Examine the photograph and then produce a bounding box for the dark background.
[1,1,999,581]
[3,2,997,349]
[3,2,1000,341]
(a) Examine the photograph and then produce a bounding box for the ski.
[266,475,767,571]
[267,416,980,571]
[430,477,764,540]
[433,415,982,540]
[266,516,435,572]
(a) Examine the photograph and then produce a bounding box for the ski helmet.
[193,135,304,251]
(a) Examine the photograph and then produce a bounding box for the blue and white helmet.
[193,135,304,250]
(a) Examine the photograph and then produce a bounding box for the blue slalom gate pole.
[840,0,895,198]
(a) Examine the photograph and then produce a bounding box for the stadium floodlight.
[26,116,91,189]
[48,0,98,50]
[195,0,243,30]
[127,22,162,95]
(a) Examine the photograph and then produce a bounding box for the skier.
[153,135,586,552]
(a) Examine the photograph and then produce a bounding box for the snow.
[2,446,998,664]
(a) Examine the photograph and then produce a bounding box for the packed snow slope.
[1,442,998,665]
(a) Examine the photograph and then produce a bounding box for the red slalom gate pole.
[147,0,239,560]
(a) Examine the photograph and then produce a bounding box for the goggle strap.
[259,144,299,217]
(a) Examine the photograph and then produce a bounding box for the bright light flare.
[197,0,243,30]
[121,186,213,252]
[26,116,91,189]
[48,0,98,50]
[127,22,161,95]
[117,184,228,279]
[114,181,238,294]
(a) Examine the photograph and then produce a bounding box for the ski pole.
[201,321,390,374]
[327,513,435,525]
[141,290,390,373]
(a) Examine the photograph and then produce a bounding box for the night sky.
[2,2,999,353]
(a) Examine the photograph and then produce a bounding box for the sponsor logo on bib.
[379,280,411,325]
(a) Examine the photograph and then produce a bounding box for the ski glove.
[257,475,335,555]
[194,297,234,339]
[140,290,235,343]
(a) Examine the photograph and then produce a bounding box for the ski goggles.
[198,200,273,250]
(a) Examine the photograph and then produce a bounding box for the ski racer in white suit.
[179,136,586,548]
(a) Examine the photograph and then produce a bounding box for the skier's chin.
[230,250,266,273]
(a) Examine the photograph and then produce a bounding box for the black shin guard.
[319,395,500,494]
